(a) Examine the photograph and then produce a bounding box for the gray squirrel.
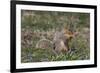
[36,28,78,54]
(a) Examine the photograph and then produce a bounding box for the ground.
[21,10,90,63]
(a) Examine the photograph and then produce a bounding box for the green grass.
[21,10,90,63]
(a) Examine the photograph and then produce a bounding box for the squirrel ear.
[64,24,68,29]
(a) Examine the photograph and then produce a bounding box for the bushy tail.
[36,39,53,49]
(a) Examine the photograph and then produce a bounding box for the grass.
[21,10,90,63]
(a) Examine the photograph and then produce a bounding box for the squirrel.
[36,27,78,54]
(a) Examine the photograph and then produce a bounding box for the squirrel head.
[62,27,78,40]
